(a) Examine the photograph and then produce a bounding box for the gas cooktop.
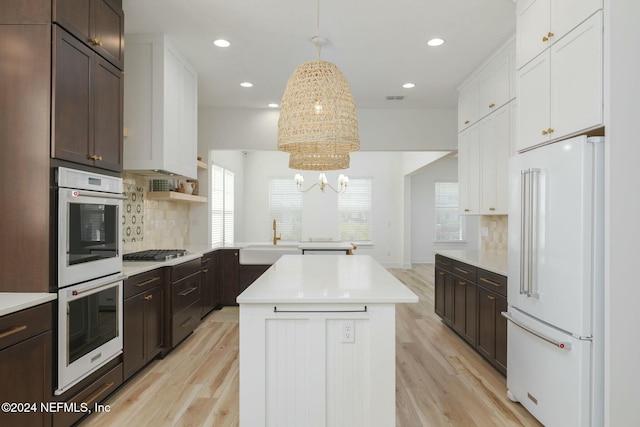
[123,249,188,261]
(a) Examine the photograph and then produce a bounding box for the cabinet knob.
[464,120,470,125]
[90,38,103,47]
[542,36,549,42]
[464,208,470,212]
[489,103,495,108]
[487,295,496,301]
[144,294,153,301]
[459,281,466,286]
[547,128,554,134]
[541,129,548,135]
[489,207,496,211]
[88,154,103,161]
[438,272,445,276]
[542,32,554,42]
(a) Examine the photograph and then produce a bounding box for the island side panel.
[239,303,396,427]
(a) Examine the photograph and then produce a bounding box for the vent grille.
[385,95,405,101]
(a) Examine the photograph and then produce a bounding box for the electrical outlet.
[341,320,355,343]
[481,227,489,237]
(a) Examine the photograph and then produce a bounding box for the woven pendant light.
[277,0,359,170]
[289,152,350,171]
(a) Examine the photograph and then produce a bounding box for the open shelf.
[146,191,207,203]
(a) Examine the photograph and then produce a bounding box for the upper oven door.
[58,187,124,288]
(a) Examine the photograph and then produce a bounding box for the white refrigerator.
[505,135,604,427]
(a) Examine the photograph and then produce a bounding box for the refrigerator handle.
[529,168,541,299]
[520,170,528,296]
[502,312,572,350]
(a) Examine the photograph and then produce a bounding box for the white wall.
[604,1,640,425]
[198,107,457,151]
[409,157,479,263]
[241,151,407,267]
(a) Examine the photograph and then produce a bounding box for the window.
[435,182,465,241]
[211,165,234,246]
[269,178,303,241]
[338,178,372,242]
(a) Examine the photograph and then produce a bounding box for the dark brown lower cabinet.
[200,252,219,318]
[218,249,239,305]
[168,259,201,349]
[0,303,52,427]
[434,255,508,376]
[238,264,270,294]
[123,269,165,381]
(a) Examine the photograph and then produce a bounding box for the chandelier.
[277,0,359,170]
[295,172,349,194]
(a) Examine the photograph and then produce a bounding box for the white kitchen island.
[236,255,418,427]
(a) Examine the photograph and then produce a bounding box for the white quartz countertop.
[123,252,204,277]
[237,255,419,304]
[435,250,507,276]
[0,293,57,317]
[298,242,354,251]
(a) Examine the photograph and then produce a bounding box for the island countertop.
[237,254,418,304]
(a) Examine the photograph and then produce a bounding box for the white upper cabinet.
[458,80,479,132]
[516,0,602,70]
[458,124,480,215]
[458,38,514,132]
[517,11,603,151]
[478,49,511,119]
[123,34,198,179]
[480,105,510,215]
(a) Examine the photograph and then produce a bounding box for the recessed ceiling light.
[268,103,279,108]
[402,83,416,89]
[213,39,231,48]
[240,82,253,88]
[427,38,445,47]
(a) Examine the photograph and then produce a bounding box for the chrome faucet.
[272,219,281,245]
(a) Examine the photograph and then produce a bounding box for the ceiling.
[123,0,515,110]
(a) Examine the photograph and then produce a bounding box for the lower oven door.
[56,277,124,395]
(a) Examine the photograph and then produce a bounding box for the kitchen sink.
[239,244,302,265]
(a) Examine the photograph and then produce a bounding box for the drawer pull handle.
[179,287,197,297]
[134,277,160,287]
[202,268,209,273]
[438,272,445,276]
[454,267,470,275]
[464,208,470,212]
[502,312,571,350]
[489,207,496,211]
[180,317,196,328]
[83,382,114,407]
[479,277,502,288]
[0,325,27,339]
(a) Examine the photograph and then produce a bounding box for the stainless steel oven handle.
[502,312,572,350]
[72,190,127,200]
[68,275,126,297]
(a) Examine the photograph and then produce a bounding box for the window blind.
[338,178,372,242]
[269,178,302,241]
[435,182,465,241]
[211,165,234,246]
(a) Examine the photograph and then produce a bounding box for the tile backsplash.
[122,173,191,252]
[480,215,508,253]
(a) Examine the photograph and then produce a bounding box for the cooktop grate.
[123,249,188,261]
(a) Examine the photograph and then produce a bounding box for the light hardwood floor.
[82,264,541,427]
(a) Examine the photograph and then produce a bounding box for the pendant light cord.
[316,0,321,60]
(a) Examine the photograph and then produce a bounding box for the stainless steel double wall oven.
[54,167,125,395]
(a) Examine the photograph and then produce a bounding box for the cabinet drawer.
[124,268,164,299]
[52,361,123,427]
[435,255,453,272]
[453,261,477,283]
[477,268,507,297]
[172,273,201,313]
[172,301,200,347]
[0,303,52,351]
[170,258,201,282]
